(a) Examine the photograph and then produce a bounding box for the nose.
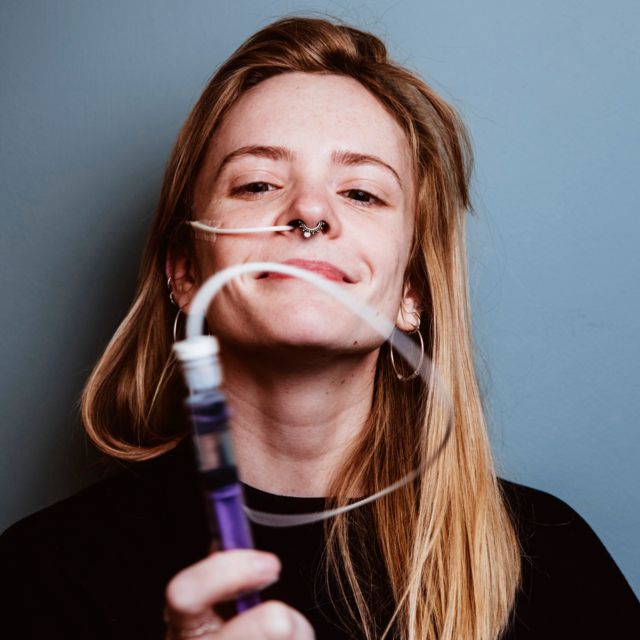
[276,184,340,240]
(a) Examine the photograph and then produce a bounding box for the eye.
[230,181,278,196]
[341,189,385,207]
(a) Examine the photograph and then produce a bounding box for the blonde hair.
[81,15,521,639]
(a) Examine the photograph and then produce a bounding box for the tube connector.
[173,335,222,391]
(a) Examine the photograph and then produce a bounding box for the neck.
[220,346,378,497]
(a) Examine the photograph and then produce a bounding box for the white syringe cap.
[173,335,219,361]
[172,335,222,390]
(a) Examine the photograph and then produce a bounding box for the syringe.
[173,335,260,613]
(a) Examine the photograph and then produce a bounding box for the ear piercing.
[288,219,328,238]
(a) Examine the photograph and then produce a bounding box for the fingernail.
[253,554,280,577]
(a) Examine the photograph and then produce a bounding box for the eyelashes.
[342,188,384,207]
[229,181,386,207]
[230,181,275,196]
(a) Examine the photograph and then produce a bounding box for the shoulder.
[497,477,595,544]
[2,442,186,551]
[0,439,209,639]
[3,465,146,543]
[497,477,628,568]
[1,439,209,564]
[497,478,639,638]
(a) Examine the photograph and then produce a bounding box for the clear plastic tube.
[178,262,452,527]
[186,220,294,236]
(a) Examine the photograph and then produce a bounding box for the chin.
[210,285,378,352]
[267,306,354,345]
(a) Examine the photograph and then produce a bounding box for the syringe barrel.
[183,387,260,612]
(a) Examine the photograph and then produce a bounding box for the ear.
[165,245,198,313]
[395,280,422,332]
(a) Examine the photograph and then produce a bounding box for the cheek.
[363,225,412,317]
[194,237,256,279]
[369,222,412,282]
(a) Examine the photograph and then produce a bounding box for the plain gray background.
[1,1,638,596]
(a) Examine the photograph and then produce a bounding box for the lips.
[256,259,353,283]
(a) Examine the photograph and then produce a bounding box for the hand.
[164,549,315,639]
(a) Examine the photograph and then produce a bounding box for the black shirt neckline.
[240,482,328,515]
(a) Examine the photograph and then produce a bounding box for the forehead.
[200,72,413,180]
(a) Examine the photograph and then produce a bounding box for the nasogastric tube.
[176,262,452,523]
[186,220,295,236]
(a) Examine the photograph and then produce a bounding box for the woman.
[1,15,637,640]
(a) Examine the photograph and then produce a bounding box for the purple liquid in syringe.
[185,388,261,613]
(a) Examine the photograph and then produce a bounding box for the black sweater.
[1,438,638,639]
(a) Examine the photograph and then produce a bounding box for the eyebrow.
[212,144,403,188]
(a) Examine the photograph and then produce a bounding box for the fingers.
[165,612,223,639]
[165,549,281,633]
[215,601,316,640]
[167,549,280,614]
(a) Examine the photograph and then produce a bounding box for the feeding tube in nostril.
[186,220,295,236]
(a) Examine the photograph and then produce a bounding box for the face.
[172,72,419,357]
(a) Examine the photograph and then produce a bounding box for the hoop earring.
[172,308,182,342]
[167,276,178,307]
[390,329,424,381]
[172,308,213,342]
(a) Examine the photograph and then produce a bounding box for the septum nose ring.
[289,219,328,238]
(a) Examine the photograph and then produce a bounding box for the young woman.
[1,16,637,640]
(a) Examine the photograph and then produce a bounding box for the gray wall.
[1,1,638,596]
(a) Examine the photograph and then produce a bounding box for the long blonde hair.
[81,15,521,639]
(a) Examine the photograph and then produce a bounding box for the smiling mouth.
[256,259,354,283]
